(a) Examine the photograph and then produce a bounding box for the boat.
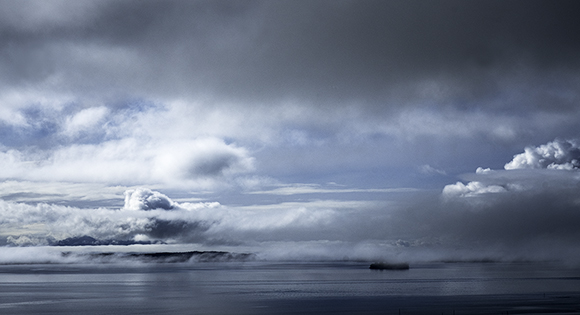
[369,262,409,270]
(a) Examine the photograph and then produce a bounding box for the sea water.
[0,261,579,314]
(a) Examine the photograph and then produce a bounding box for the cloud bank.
[2,149,580,264]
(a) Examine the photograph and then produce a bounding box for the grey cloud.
[437,188,580,251]
[336,182,580,263]
[152,137,255,183]
[2,0,580,110]
[145,219,210,243]
[189,152,240,177]
[0,0,104,32]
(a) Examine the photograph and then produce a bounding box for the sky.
[1,0,580,262]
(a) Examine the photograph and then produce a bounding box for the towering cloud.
[505,139,580,170]
[123,188,174,211]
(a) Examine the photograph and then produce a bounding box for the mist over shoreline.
[1,239,578,266]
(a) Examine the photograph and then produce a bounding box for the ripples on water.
[0,261,579,314]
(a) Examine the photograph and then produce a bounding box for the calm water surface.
[0,261,579,314]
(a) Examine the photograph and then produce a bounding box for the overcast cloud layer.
[1,1,580,263]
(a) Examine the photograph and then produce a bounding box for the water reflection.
[0,261,578,314]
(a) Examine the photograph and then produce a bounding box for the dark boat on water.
[369,262,409,270]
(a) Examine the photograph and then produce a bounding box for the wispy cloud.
[248,184,418,196]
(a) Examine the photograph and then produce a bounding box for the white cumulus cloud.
[124,188,175,211]
[442,181,507,198]
[505,139,580,170]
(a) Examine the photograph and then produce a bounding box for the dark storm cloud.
[356,187,580,262]
[190,154,236,177]
[2,0,580,109]
[437,184,580,260]
[145,219,210,243]
[425,138,580,260]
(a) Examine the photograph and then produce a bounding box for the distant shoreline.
[72,250,257,263]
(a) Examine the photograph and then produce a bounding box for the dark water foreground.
[0,261,579,314]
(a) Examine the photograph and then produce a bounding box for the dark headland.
[61,251,256,263]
